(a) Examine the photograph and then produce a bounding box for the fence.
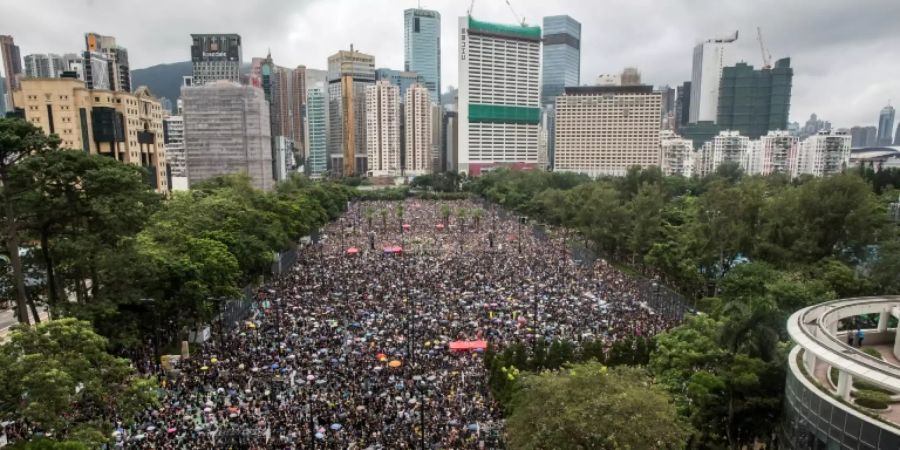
[220,246,303,330]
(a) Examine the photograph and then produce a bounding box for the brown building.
[13,77,168,191]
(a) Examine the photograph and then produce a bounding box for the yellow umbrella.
[200,366,209,371]
[388,360,402,368]
[210,358,218,364]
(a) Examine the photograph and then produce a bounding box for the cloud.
[4,0,898,128]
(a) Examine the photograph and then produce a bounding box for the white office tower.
[458,16,541,175]
[162,115,187,191]
[689,32,737,123]
[404,84,433,175]
[365,80,401,177]
[24,54,66,78]
[554,85,662,177]
[743,140,764,175]
[794,130,851,177]
[697,130,749,176]
[305,84,327,177]
[660,131,694,177]
[760,130,799,176]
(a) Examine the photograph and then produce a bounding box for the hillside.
[131,61,193,113]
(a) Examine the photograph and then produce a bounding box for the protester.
[116,200,684,449]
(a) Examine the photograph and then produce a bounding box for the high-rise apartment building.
[181,81,273,190]
[717,58,793,139]
[660,131,694,177]
[794,130,851,177]
[431,104,443,171]
[554,85,662,177]
[163,115,187,190]
[895,123,900,146]
[404,8,441,104]
[375,68,424,100]
[877,104,895,146]
[759,130,799,176]
[305,85,328,177]
[13,78,168,191]
[404,84,433,175]
[696,130,749,176]
[61,53,84,80]
[541,15,581,107]
[1,35,23,109]
[658,85,676,130]
[83,33,130,92]
[365,80,401,177]
[850,126,878,148]
[458,16,541,175]
[190,34,242,86]
[24,54,66,78]
[328,47,376,176]
[689,32,737,123]
[0,76,6,114]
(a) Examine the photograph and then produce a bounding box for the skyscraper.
[675,81,691,130]
[850,126,878,148]
[305,84,328,177]
[181,81,273,190]
[84,33,130,92]
[458,16,541,175]
[24,54,66,78]
[877,104,895,146]
[405,84,433,175]
[689,32,738,123]
[541,15,581,107]
[190,34,242,86]
[404,8,441,104]
[554,85,662,177]
[327,47,375,176]
[365,80,401,177]
[1,35,23,109]
[716,58,793,139]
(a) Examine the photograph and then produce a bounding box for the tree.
[0,319,157,446]
[506,363,687,449]
[0,119,60,325]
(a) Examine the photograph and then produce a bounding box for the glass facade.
[784,348,900,450]
[717,58,793,140]
[305,88,327,176]
[541,15,581,107]
[404,8,441,104]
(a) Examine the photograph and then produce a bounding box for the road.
[0,307,49,342]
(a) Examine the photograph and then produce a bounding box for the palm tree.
[379,209,388,230]
[440,204,451,227]
[455,208,468,231]
[396,204,405,232]
[365,207,375,229]
[472,209,483,230]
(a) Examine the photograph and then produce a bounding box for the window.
[414,17,420,32]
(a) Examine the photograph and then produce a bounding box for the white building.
[689,32,737,123]
[554,85,662,177]
[660,130,694,177]
[404,83,433,175]
[743,140,764,175]
[458,16,541,175]
[162,115,187,191]
[760,130,799,176]
[794,130,851,177]
[696,130,749,177]
[365,80,401,177]
[24,54,65,78]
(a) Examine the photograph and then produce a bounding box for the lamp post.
[414,375,429,449]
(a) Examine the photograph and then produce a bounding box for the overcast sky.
[4,0,899,128]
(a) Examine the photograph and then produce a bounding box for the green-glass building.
[717,57,792,139]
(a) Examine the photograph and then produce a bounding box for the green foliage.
[855,390,891,410]
[8,438,90,450]
[0,319,157,444]
[862,347,883,359]
[505,364,687,450]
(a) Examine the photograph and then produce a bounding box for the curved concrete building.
[785,296,900,449]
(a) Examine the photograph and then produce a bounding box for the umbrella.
[315,432,325,440]
[346,247,359,255]
[388,360,402,368]
[307,374,316,381]
[210,357,218,363]
[167,427,177,433]
[376,353,387,361]
[200,366,209,371]
[330,423,342,431]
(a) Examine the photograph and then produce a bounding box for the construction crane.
[468,0,475,16]
[505,0,526,26]
[757,27,772,69]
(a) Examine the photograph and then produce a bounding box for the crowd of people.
[119,200,686,449]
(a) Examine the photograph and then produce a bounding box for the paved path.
[0,307,49,342]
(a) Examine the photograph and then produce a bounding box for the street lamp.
[414,375,430,449]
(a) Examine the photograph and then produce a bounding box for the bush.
[854,380,895,395]
[855,390,890,410]
[862,347,883,359]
